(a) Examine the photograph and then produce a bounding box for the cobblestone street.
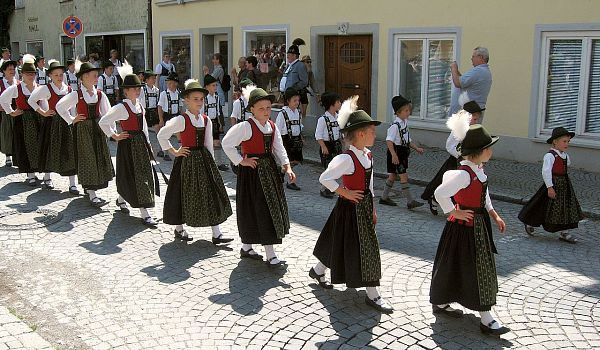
[0,144,599,349]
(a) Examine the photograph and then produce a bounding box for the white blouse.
[434,159,494,214]
[55,85,111,125]
[157,110,214,158]
[319,145,375,196]
[542,148,571,188]
[28,82,68,111]
[445,131,461,158]
[139,84,159,109]
[158,89,182,114]
[230,96,252,121]
[0,81,37,114]
[99,99,147,139]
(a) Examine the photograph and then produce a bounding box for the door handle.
[342,84,361,89]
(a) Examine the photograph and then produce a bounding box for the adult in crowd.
[231,56,249,99]
[449,47,492,121]
[202,53,226,105]
[279,45,308,99]
[245,56,265,90]
[88,53,100,68]
[0,48,11,79]
[155,51,176,92]
[301,55,318,117]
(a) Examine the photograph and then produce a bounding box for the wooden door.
[324,35,372,114]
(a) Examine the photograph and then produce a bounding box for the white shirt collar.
[550,148,567,158]
[324,111,337,119]
[459,159,487,181]
[185,110,203,120]
[81,84,98,97]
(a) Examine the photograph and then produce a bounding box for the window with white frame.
[393,34,456,121]
[539,32,600,138]
[161,34,192,88]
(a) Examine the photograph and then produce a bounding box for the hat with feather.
[0,59,17,72]
[119,60,144,88]
[182,79,208,97]
[21,54,37,73]
[75,59,102,78]
[47,59,66,73]
[338,95,381,132]
[243,84,275,108]
[447,110,498,156]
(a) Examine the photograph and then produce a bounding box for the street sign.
[63,16,83,38]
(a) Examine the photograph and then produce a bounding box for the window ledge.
[532,135,600,150]
[155,0,204,6]
[404,119,449,132]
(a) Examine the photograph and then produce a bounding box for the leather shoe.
[68,186,80,195]
[432,304,463,318]
[115,199,130,214]
[407,200,424,210]
[320,190,334,199]
[174,229,193,241]
[428,199,439,216]
[286,182,301,191]
[240,248,263,260]
[265,257,287,268]
[378,197,397,206]
[217,164,229,171]
[480,321,511,336]
[309,267,333,289]
[212,234,234,245]
[142,217,158,228]
[365,296,393,314]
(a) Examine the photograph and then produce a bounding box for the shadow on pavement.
[79,212,146,255]
[430,315,513,349]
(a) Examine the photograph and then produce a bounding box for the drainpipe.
[147,0,153,69]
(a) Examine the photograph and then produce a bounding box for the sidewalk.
[301,135,600,219]
[0,305,52,350]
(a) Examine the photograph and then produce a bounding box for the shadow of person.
[309,285,382,348]
[79,212,146,255]
[208,259,291,315]
[0,181,28,202]
[430,312,513,349]
[141,239,232,284]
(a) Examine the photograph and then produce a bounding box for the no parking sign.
[63,16,83,38]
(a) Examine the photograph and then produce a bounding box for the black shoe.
[286,182,301,191]
[90,197,108,208]
[68,186,80,195]
[309,267,333,289]
[428,199,439,216]
[407,200,424,210]
[109,137,116,142]
[379,197,397,206]
[142,216,158,228]
[41,179,54,190]
[265,257,286,268]
[212,234,234,245]
[157,150,164,157]
[524,224,535,236]
[26,177,38,186]
[320,190,334,199]
[432,304,463,318]
[240,248,263,260]
[217,164,229,171]
[5,159,12,167]
[365,296,393,314]
[115,199,130,214]
[480,321,511,336]
[174,229,193,241]
[163,154,172,161]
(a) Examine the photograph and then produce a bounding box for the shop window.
[25,41,43,57]
[161,34,192,87]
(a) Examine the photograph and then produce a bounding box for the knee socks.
[402,182,414,202]
[68,175,76,187]
[382,179,394,200]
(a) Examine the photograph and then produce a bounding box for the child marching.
[157,73,182,161]
[0,58,18,167]
[64,59,79,91]
[430,113,509,336]
[275,88,303,190]
[222,85,296,266]
[310,96,393,314]
[158,79,233,242]
[229,78,254,126]
[97,60,119,106]
[139,70,160,149]
[518,127,584,243]
[55,61,114,207]
[99,64,158,227]
[379,95,425,209]
[315,91,342,198]
[202,74,229,171]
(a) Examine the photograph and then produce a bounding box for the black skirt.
[42,115,76,176]
[210,118,220,140]
[12,111,37,173]
[282,134,303,162]
[386,145,410,174]
[0,111,14,156]
[145,108,159,127]
[421,155,459,201]
[115,133,155,208]
[72,118,114,190]
[313,195,381,288]
[37,114,53,173]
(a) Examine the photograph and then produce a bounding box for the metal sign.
[63,16,83,38]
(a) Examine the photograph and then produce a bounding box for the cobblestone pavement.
[0,141,599,349]
[0,305,52,350]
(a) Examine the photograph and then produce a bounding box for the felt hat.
[287,45,300,56]
[320,91,341,109]
[182,79,208,97]
[338,95,381,132]
[101,60,115,69]
[47,60,66,73]
[203,74,217,86]
[121,74,144,88]
[142,69,157,78]
[76,62,102,78]
[246,87,275,108]
[292,38,306,46]
[66,58,75,66]
[166,72,179,82]
[459,125,499,156]
[35,55,45,64]
[239,78,253,89]
[546,127,575,144]
[463,101,485,114]
[284,88,301,101]
[0,60,17,72]
[21,54,37,73]
[391,95,411,113]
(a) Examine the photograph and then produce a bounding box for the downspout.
[147,0,153,69]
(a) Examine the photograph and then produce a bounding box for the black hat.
[76,62,102,78]
[142,69,157,78]
[203,74,217,86]
[121,74,144,88]
[292,38,306,46]
[1,47,9,53]
[66,58,75,66]
[47,60,66,73]
[287,45,300,56]
[35,55,45,64]
[247,87,276,108]
[284,88,300,101]
[391,95,411,113]
[341,110,381,132]
[182,79,208,97]
[546,127,575,144]
[320,91,341,109]
[0,60,17,72]
[166,72,179,82]
[463,101,485,114]
[460,125,499,156]
[102,60,115,69]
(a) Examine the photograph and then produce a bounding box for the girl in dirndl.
[28,59,78,193]
[55,61,114,208]
[430,113,510,336]
[311,96,393,314]
[519,127,584,244]
[0,54,40,184]
[275,87,303,191]
[222,85,296,267]
[157,79,233,243]
[99,67,158,227]
[0,59,18,167]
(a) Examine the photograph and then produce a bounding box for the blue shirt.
[459,63,492,108]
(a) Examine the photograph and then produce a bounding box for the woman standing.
[0,59,18,167]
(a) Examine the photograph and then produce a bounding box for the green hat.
[459,124,499,156]
[142,69,157,78]
[76,62,102,78]
[546,127,575,144]
[47,60,66,73]
[0,60,17,72]
[182,79,208,97]
[121,74,144,88]
[239,78,253,89]
[247,87,275,108]
[203,74,217,86]
[341,110,381,132]
[66,58,75,66]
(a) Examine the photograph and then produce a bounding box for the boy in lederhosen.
[35,56,47,86]
[140,70,160,149]
[64,59,79,91]
[229,78,254,126]
[157,72,182,161]
[275,87,303,190]
[202,74,229,171]
[315,91,342,198]
[97,60,119,106]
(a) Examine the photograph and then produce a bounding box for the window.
[26,41,43,57]
[393,34,456,121]
[15,0,24,9]
[538,33,600,139]
[161,34,192,88]
[85,33,146,72]
[61,36,74,62]
[243,26,288,92]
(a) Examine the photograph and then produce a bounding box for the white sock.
[6,156,11,161]
[313,261,327,275]
[139,207,150,218]
[402,183,414,202]
[43,173,51,181]
[68,175,76,187]
[87,190,97,200]
[366,287,380,300]
[436,303,459,312]
[479,311,502,328]
[264,245,279,263]
[242,243,253,252]
[211,225,222,238]
[27,173,35,179]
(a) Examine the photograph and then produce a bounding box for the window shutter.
[586,39,600,133]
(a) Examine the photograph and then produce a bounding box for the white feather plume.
[446,110,472,142]
[118,59,133,81]
[23,54,35,64]
[47,59,58,66]
[242,84,257,101]
[338,95,359,130]
[74,58,82,73]
[184,78,198,89]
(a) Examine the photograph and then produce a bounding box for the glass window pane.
[26,41,43,57]
[399,40,423,117]
[426,39,453,120]
[162,36,191,89]
[244,31,286,92]
[85,36,103,61]
[586,39,600,134]
[124,34,145,73]
[544,39,582,131]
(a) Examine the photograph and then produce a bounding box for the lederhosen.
[143,85,159,127]
[314,150,381,288]
[39,84,76,176]
[205,94,222,140]
[36,68,47,86]
[12,83,38,173]
[163,113,232,226]
[66,72,79,91]
[100,75,117,106]
[158,62,174,91]
[0,78,18,157]
[231,98,253,174]
[518,150,583,233]
[430,165,498,311]
[73,89,114,190]
[281,109,303,162]
[164,90,180,122]
[319,115,342,168]
[116,103,155,208]
[236,119,289,245]
[387,121,410,174]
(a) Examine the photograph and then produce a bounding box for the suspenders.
[101,75,115,94]
[143,85,157,109]
[166,91,179,115]
[394,121,410,147]
[323,115,339,142]
[282,109,301,137]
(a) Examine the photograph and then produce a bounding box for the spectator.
[300,55,318,117]
[450,47,492,121]
[245,56,265,90]
[88,53,100,68]
[155,51,176,92]
[231,56,249,99]
[279,45,308,96]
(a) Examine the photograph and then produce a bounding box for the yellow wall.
[152,0,600,139]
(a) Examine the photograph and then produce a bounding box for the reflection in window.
[245,31,286,92]
[162,35,191,89]
[26,41,44,58]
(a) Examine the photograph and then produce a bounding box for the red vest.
[450,165,486,227]
[549,150,567,176]
[180,113,209,148]
[342,150,372,191]
[47,84,71,110]
[241,119,275,155]
[15,83,33,110]
[120,102,144,132]
[0,79,16,93]
[76,89,103,119]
